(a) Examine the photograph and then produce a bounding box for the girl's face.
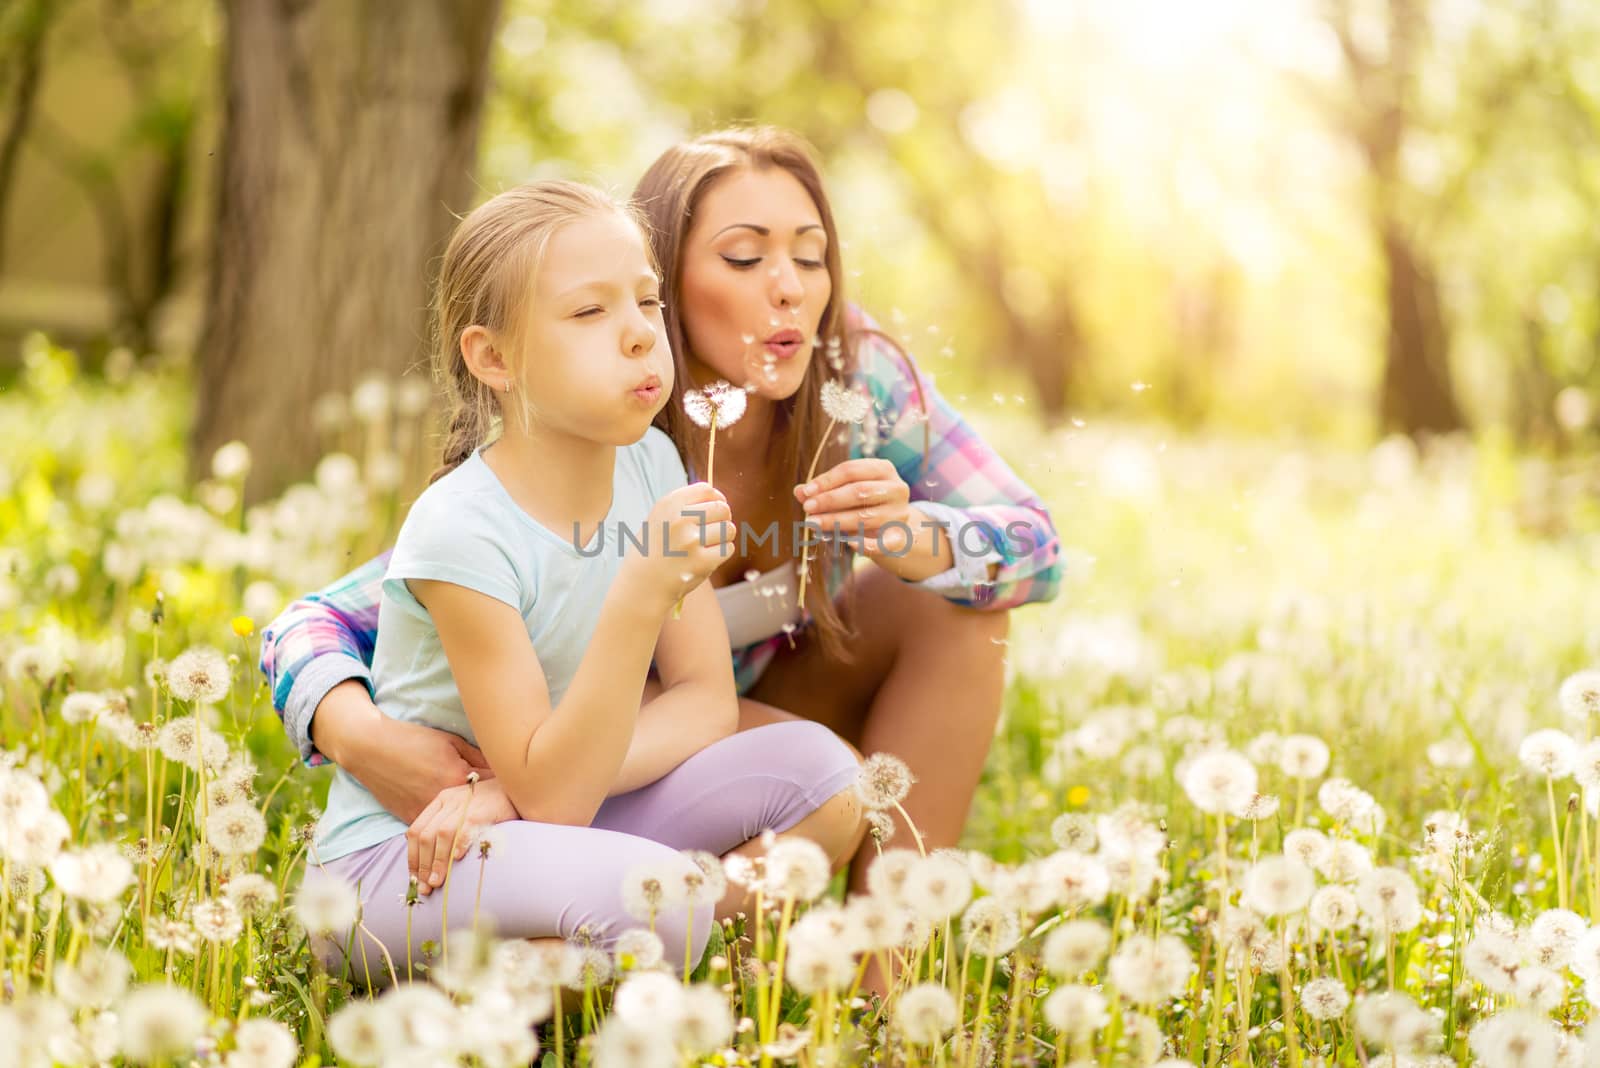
[518,212,673,445]
[677,167,833,401]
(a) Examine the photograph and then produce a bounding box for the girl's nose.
[770,260,804,307]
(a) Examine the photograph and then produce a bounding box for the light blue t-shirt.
[314,427,690,862]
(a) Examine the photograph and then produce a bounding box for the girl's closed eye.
[573,305,605,319]
[720,254,760,269]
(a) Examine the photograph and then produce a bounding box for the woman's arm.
[850,318,1063,611]
[259,551,487,822]
[607,579,740,796]
[259,552,387,766]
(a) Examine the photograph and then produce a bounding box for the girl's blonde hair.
[429,180,654,483]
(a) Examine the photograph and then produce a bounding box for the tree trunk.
[1377,220,1463,435]
[193,0,500,502]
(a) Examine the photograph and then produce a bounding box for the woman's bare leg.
[744,566,1011,897]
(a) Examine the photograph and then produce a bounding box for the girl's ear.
[460,325,511,392]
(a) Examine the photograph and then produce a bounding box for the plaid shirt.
[261,309,1063,767]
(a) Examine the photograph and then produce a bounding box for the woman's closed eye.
[720,254,826,270]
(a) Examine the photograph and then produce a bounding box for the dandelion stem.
[1547,776,1569,911]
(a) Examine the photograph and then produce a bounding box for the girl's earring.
[503,379,511,394]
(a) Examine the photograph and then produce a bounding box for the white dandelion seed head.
[1307,884,1360,932]
[1042,984,1109,1038]
[224,873,278,918]
[1232,793,1280,822]
[226,1017,298,1068]
[1038,850,1111,912]
[676,983,734,1056]
[1300,977,1351,1021]
[1244,731,1283,766]
[894,983,958,1045]
[1241,855,1315,916]
[166,646,231,704]
[959,898,1022,957]
[613,928,665,971]
[865,808,897,844]
[1560,670,1600,725]
[1107,934,1194,1006]
[207,801,267,858]
[381,984,458,1054]
[1355,867,1422,933]
[683,381,747,429]
[1464,929,1522,994]
[1283,828,1331,869]
[327,1001,388,1066]
[621,859,676,920]
[118,984,210,1065]
[855,751,915,810]
[1513,965,1566,1013]
[1049,813,1097,852]
[50,844,133,904]
[1181,749,1257,815]
[783,938,856,995]
[294,876,359,935]
[1521,728,1580,778]
[146,918,198,956]
[191,896,244,943]
[1469,1008,1562,1068]
[1529,908,1586,969]
[593,1016,676,1068]
[1317,777,1380,829]
[211,440,253,481]
[666,849,727,909]
[1094,806,1167,861]
[902,853,974,922]
[1353,991,1433,1053]
[1278,734,1331,780]
[1042,918,1112,977]
[1569,927,1600,984]
[790,903,863,958]
[866,849,920,907]
[1315,838,1373,883]
[612,970,687,1027]
[846,894,915,952]
[1573,739,1600,793]
[1421,810,1477,861]
[6,644,64,685]
[763,838,831,902]
[61,691,110,725]
[55,945,131,1009]
[820,380,872,425]
[3,807,69,868]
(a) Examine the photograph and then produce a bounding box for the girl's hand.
[794,458,919,557]
[406,776,518,896]
[624,482,735,613]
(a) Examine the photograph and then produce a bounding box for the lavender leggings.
[303,721,859,984]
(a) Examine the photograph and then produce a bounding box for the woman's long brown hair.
[633,126,928,665]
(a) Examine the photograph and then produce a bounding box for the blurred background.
[2,0,1599,505]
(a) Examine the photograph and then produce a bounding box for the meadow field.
[4,335,1600,1066]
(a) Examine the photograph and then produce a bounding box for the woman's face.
[677,167,834,402]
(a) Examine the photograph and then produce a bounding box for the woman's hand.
[795,459,959,582]
[406,776,519,895]
[795,458,920,556]
[313,681,492,823]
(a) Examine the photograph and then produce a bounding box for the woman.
[261,126,1061,901]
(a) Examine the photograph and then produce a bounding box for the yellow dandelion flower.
[1067,785,1091,807]
[231,616,255,638]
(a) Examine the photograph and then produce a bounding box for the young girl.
[301,181,864,983]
